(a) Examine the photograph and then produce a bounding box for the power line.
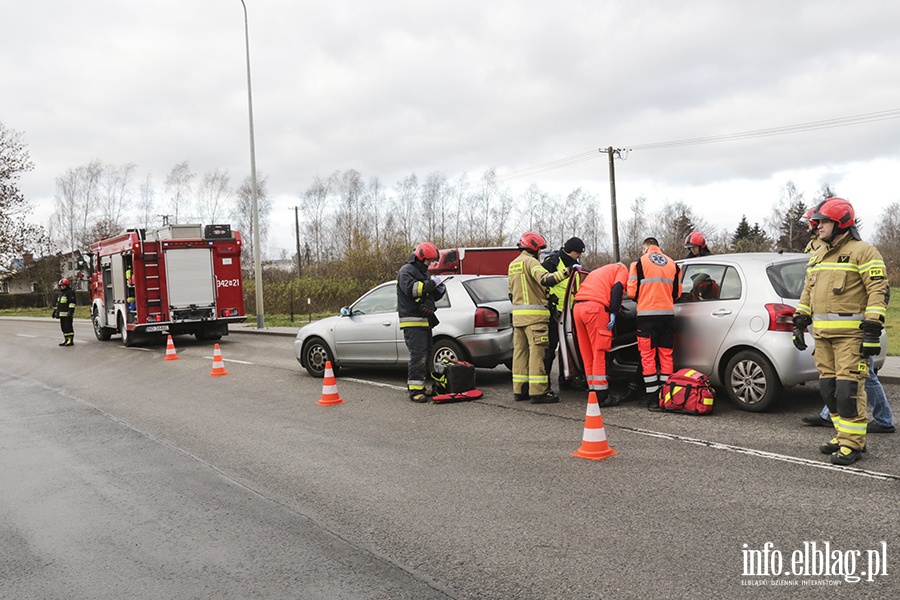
[496,108,900,183]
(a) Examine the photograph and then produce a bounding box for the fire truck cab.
[90,224,246,346]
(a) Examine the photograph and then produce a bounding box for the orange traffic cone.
[209,343,229,377]
[164,335,180,361]
[572,392,618,460]
[317,361,344,405]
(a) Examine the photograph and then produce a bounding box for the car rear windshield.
[464,276,509,304]
[766,259,808,299]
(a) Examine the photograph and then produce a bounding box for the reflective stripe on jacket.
[541,250,579,311]
[508,251,567,327]
[56,288,76,317]
[626,246,680,316]
[796,232,888,338]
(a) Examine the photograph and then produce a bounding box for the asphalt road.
[1,318,898,599]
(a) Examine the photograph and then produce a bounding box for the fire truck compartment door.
[164,248,215,308]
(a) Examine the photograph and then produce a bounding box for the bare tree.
[620,196,648,263]
[232,173,270,267]
[0,121,38,266]
[137,172,156,230]
[99,162,136,232]
[393,173,419,248]
[165,161,194,223]
[872,200,900,286]
[195,168,232,224]
[301,173,334,264]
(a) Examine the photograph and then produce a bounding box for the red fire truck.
[428,247,521,276]
[89,224,246,346]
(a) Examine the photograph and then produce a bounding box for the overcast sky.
[4,1,900,254]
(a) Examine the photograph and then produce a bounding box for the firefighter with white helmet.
[508,232,572,403]
[397,241,446,402]
[793,198,889,465]
[53,278,76,347]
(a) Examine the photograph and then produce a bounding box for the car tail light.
[474,307,500,328]
[221,308,240,317]
[766,303,795,332]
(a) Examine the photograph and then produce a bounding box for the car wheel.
[724,349,783,412]
[93,308,112,341]
[302,337,335,378]
[432,338,468,369]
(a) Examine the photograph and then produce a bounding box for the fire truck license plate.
[145,325,169,332]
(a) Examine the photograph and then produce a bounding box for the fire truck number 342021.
[217,278,240,288]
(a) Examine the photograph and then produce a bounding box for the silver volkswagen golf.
[295,274,513,377]
[562,252,887,412]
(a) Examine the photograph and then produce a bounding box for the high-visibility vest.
[627,245,680,317]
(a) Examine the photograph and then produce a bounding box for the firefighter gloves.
[792,327,808,351]
[791,313,811,352]
[860,319,883,356]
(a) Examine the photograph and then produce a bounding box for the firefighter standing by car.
[398,242,447,403]
[541,236,585,391]
[572,262,629,407]
[626,237,681,406]
[792,198,889,465]
[683,231,713,259]
[508,232,572,404]
[53,278,76,347]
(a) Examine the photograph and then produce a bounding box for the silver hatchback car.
[564,252,886,411]
[295,274,513,377]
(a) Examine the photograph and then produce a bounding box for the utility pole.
[605,146,623,262]
[291,206,301,276]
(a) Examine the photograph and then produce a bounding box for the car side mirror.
[340,307,350,317]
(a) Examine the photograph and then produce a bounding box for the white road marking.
[16,334,38,338]
[203,356,255,365]
[622,426,897,482]
[342,377,406,391]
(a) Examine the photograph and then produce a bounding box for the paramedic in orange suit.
[572,262,629,407]
[627,237,681,406]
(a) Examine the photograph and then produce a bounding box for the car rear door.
[675,263,745,373]
[333,283,400,363]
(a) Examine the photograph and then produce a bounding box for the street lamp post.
[240,0,264,328]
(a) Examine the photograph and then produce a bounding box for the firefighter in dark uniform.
[53,277,76,346]
[397,242,446,403]
[541,236,585,390]
[508,232,571,403]
[793,198,888,465]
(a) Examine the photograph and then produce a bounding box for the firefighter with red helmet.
[683,231,712,259]
[627,237,681,406]
[53,278,77,347]
[793,198,889,465]
[508,232,571,403]
[397,241,446,402]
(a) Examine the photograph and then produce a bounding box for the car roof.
[680,252,808,265]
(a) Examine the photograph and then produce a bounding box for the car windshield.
[766,260,808,300]
[463,276,509,303]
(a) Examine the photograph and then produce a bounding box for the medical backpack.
[658,368,715,415]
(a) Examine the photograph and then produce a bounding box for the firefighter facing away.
[397,242,446,403]
[626,237,681,406]
[572,262,629,407]
[793,198,888,465]
[508,232,572,404]
[53,278,76,347]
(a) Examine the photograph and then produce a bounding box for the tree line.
[4,120,900,317]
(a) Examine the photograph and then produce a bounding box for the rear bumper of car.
[457,328,513,368]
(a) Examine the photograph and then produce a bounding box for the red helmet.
[517,232,547,253]
[683,231,706,248]
[811,197,854,229]
[802,201,824,232]
[58,278,70,287]
[414,241,439,261]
